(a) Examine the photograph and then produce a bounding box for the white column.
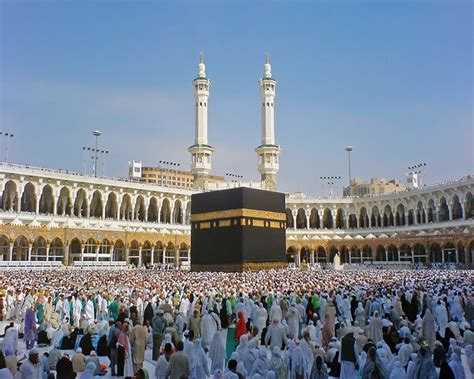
[295,252,301,267]
[35,196,40,214]
[138,246,142,267]
[95,245,99,262]
[448,205,453,221]
[28,243,32,261]
[187,248,191,265]
[331,210,337,229]
[162,248,166,264]
[81,246,85,262]
[8,245,13,261]
[310,250,315,265]
[461,203,466,220]
[305,211,310,230]
[292,210,297,230]
[110,248,114,262]
[46,243,50,261]
[397,248,400,261]
[151,246,155,265]
[455,247,459,264]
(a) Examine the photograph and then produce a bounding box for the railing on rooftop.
[0,161,198,194]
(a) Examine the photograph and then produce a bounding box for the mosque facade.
[0,55,472,269]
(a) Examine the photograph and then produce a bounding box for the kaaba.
[190,187,287,272]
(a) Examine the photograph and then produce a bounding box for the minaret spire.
[256,53,280,191]
[189,52,214,189]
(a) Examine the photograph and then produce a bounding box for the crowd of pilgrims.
[0,267,472,379]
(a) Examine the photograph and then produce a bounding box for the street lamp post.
[0,132,14,162]
[345,145,353,191]
[92,130,102,177]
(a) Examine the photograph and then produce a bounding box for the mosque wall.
[0,163,472,268]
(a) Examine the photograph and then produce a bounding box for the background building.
[343,177,406,197]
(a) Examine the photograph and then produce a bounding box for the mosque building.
[0,54,472,269]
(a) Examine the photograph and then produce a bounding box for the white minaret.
[188,52,214,189]
[255,53,281,191]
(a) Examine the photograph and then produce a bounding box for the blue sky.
[0,1,472,194]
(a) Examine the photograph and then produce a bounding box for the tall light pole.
[0,132,14,162]
[345,145,353,190]
[92,130,102,177]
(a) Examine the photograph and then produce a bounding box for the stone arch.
[69,238,82,262]
[31,236,48,261]
[12,235,29,261]
[49,238,64,261]
[286,246,297,264]
[0,235,9,261]
[57,187,72,216]
[335,208,345,229]
[173,199,183,224]
[164,242,176,266]
[416,201,426,224]
[376,245,386,261]
[134,195,146,221]
[451,194,463,220]
[464,192,473,219]
[413,243,426,263]
[400,244,412,261]
[322,208,333,229]
[84,238,97,257]
[349,245,362,263]
[339,246,349,263]
[160,198,171,223]
[154,241,164,264]
[129,240,140,266]
[89,190,103,218]
[407,209,415,225]
[316,246,327,263]
[362,245,372,261]
[120,194,133,220]
[438,196,449,222]
[387,244,398,261]
[285,209,294,229]
[359,207,369,228]
[348,214,357,229]
[21,182,36,212]
[371,206,381,227]
[39,185,54,214]
[296,208,306,229]
[300,246,311,263]
[309,208,320,229]
[98,239,111,255]
[178,242,189,268]
[2,180,18,211]
[148,197,159,222]
[113,240,126,261]
[142,240,153,265]
[429,243,442,263]
[327,246,337,263]
[74,188,88,217]
[427,199,436,223]
[443,242,457,264]
[395,203,405,226]
[383,205,394,227]
[105,192,118,219]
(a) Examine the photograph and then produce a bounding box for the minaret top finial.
[264,52,272,79]
[198,51,206,78]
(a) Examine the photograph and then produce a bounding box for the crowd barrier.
[0,261,63,268]
[72,261,127,268]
